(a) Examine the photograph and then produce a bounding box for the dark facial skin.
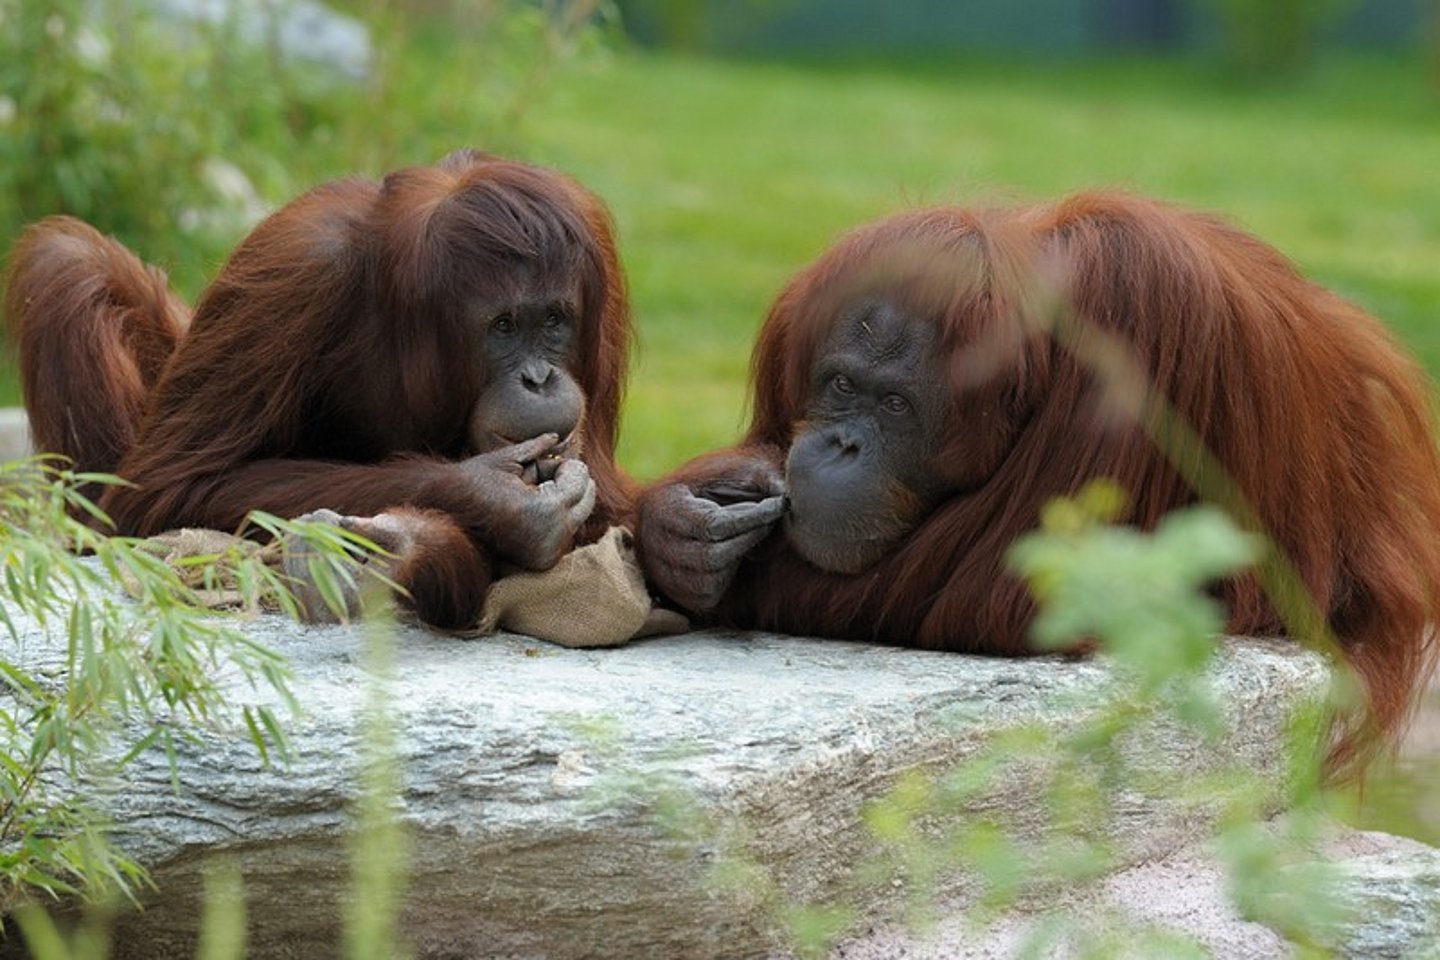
[466,267,586,461]
[637,299,956,615]
[784,301,953,574]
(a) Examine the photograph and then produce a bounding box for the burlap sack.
[478,526,688,647]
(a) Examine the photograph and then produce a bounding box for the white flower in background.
[180,157,270,235]
[204,157,268,225]
[45,14,65,38]
[0,96,15,127]
[95,97,126,124]
[74,26,112,66]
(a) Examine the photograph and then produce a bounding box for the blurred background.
[0,0,1437,840]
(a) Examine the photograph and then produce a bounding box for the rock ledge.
[0,601,1349,958]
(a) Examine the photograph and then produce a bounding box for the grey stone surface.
[0,597,1337,959]
[1329,830,1440,958]
[0,408,30,462]
[829,828,1440,959]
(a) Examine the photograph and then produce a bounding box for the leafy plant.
[1431,0,1440,95]
[0,0,621,305]
[342,617,410,960]
[0,458,375,915]
[350,0,619,167]
[0,0,356,295]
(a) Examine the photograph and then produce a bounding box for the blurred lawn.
[514,52,1440,481]
[4,50,1439,483]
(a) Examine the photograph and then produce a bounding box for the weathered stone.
[1329,830,1440,958]
[0,596,1337,959]
[829,828,1440,959]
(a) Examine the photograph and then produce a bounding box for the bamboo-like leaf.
[0,601,20,644]
[0,659,43,699]
[115,729,163,769]
[241,707,270,767]
[307,557,351,624]
[256,706,292,765]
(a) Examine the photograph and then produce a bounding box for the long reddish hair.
[733,192,1440,770]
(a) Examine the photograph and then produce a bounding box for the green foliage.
[9,902,110,960]
[196,861,247,960]
[342,619,410,960]
[1433,1,1440,93]
[1010,480,1262,701]
[1219,813,1344,950]
[351,0,619,169]
[613,0,777,50]
[0,0,344,294]
[0,459,376,915]
[781,901,854,959]
[1008,486,1345,951]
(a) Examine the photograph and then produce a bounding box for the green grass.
[5,50,1439,481]
[515,52,1440,480]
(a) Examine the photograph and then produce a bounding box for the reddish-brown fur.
[6,152,635,629]
[646,192,1440,770]
[5,217,189,480]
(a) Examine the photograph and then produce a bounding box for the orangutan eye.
[492,313,515,334]
[882,393,911,415]
[831,374,855,396]
[543,310,564,329]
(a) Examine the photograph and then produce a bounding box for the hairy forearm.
[102,456,478,537]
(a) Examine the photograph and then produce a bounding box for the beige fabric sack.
[478,526,688,647]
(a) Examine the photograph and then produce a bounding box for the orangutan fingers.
[531,453,565,484]
[487,433,563,476]
[567,471,598,529]
[657,564,732,612]
[665,524,772,574]
[550,459,593,510]
[653,488,778,542]
[703,523,774,570]
[687,582,730,612]
[699,465,786,504]
[340,512,424,558]
[699,495,787,541]
[280,525,362,624]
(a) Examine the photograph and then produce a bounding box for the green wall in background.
[617,0,1424,55]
